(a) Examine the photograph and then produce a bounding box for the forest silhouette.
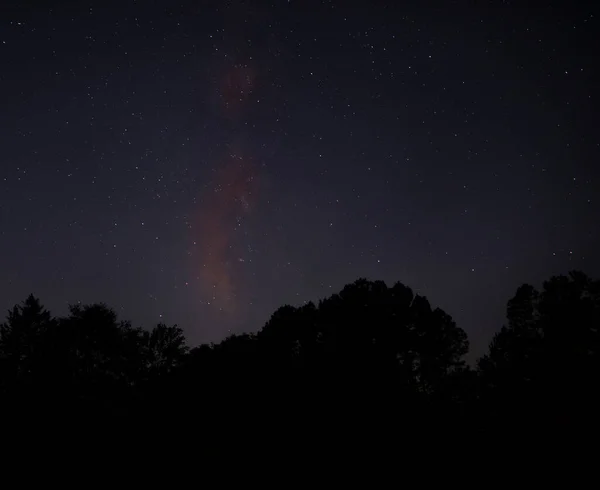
[1,271,598,446]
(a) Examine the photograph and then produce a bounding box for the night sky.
[1,1,598,360]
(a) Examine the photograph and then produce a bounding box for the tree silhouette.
[256,279,468,397]
[59,304,135,381]
[35,302,146,418]
[0,294,53,388]
[2,271,598,438]
[478,270,600,427]
[141,323,188,377]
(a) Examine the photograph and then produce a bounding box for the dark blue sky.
[1,0,598,360]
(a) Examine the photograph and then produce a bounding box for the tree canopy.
[1,271,597,437]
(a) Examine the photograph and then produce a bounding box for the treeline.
[0,271,598,440]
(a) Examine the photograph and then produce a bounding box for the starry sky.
[1,0,598,360]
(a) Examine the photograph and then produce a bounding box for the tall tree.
[478,271,600,424]
[0,294,53,384]
[256,278,469,396]
[50,302,146,413]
